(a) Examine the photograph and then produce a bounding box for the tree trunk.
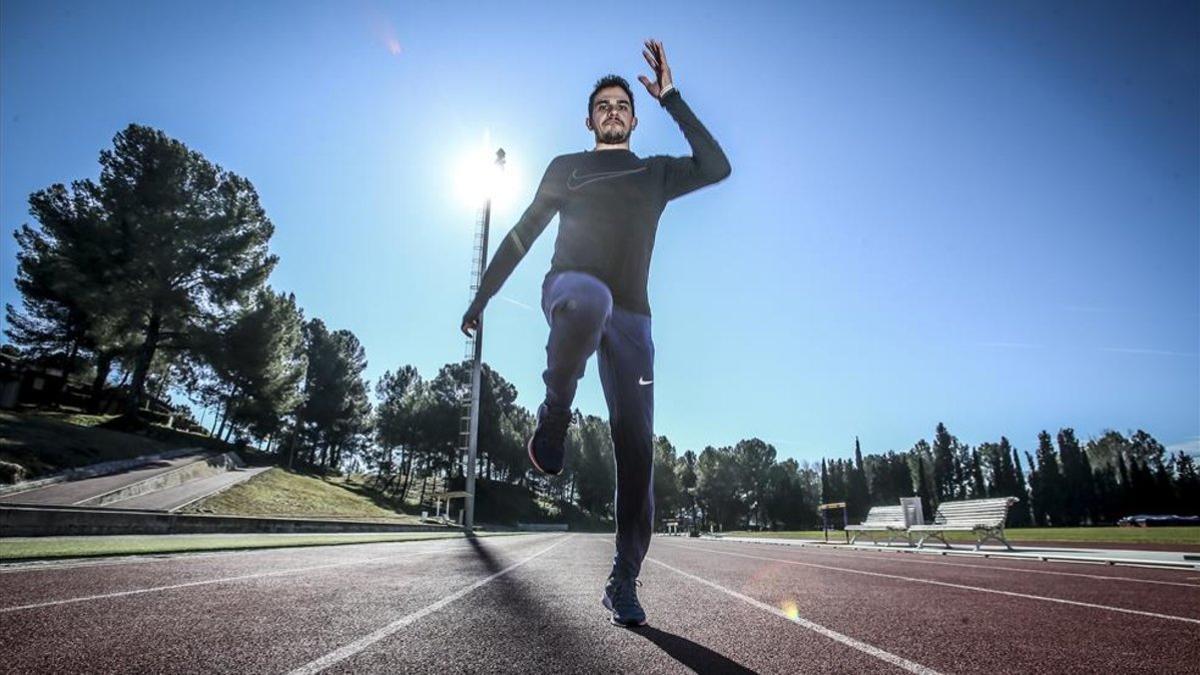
[318,442,329,471]
[418,459,431,505]
[399,452,413,502]
[88,352,114,413]
[392,447,405,495]
[51,339,82,408]
[126,309,162,415]
[153,364,170,402]
[215,400,228,440]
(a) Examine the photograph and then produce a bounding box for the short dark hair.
[588,74,634,117]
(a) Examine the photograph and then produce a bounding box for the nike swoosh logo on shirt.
[566,167,647,190]
[638,377,653,386]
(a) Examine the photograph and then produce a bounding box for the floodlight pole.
[465,148,505,533]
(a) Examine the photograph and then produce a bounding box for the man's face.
[588,86,636,144]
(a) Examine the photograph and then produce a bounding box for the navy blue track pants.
[541,271,654,579]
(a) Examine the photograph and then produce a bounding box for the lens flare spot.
[781,600,799,621]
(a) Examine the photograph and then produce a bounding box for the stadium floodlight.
[461,148,507,533]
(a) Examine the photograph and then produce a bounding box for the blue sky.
[2,0,1197,462]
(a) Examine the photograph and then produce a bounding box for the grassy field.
[0,531,519,562]
[182,467,422,522]
[723,527,1200,546]
[0,410,179,479]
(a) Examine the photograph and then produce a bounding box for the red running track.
[1,533,1197,673]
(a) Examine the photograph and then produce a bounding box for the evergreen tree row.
[6,124,373,470]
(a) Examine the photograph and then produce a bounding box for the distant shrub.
[0,460,26,484]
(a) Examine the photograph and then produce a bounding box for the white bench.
[845,505,910,546]
[908,497,1020,550]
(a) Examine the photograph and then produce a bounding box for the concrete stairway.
[0,451,268,512]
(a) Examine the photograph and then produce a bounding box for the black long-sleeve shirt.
[469,88,730,317]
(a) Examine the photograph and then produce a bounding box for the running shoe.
[601,574,647,627]
[527,402,570,476]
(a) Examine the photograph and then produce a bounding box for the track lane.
[3,533,1196,673]
[0,534,561,674]
[324,534,936,674]
[0,535,531,610]
[656,540,1200,674]
[675,539,1200,621]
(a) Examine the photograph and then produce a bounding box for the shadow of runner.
[463,534,611,663]
[632,626,758,674]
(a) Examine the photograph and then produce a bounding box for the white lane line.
[0,536,533,613]
[705,540,1200,589]
[662,543,1200,626]
[286,534,573,675]
[646,557,942,675]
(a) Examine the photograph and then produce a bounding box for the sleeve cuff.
[659,86,680,105]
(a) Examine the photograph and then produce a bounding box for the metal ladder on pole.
[457,202,489,476]
[459,147,503,531]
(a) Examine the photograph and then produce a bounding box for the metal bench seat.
[845,505,911,546]
[908,497,1020,550]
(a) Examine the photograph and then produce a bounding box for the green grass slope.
[183,467,421,522]
[1,410,178,479]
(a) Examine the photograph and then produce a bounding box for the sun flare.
[452,133,520,210]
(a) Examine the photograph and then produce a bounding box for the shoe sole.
[600,592,647,627]
[527,435,562,477]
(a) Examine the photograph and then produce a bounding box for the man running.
[460,39,730,627]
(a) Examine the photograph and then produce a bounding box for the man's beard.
[596,122,630,144]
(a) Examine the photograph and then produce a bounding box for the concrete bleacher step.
[107,465,272,512]
[75,452,245,507]
[0,451,216,506]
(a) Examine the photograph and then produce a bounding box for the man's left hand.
[638,39,674,100]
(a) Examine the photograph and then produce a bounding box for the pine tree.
[915,453,932,520]
[1153,460,1176,514]
[1026,450,1046,526]
[199,289,306,443]
[104,126,277,414]
[847,437,870,518]
[1174,452,1199,515]
[951,443,966,500]
[295,319,371,471]
[1116,452,1132,516]
[998,436,1018,497]
[1056,428,1093,526]
[970,448,987,498]
[932,423,955,505]
[653,436,684,526]
[1010,448,1032,527]
[820,458,830,504]
[7,182,138,406]
[732,438,776,528]
[1125,457,1155,515]
[1034,431,1065,525]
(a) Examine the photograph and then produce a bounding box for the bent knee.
[560,283,612,327]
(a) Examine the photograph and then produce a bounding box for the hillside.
[182,467,422,522]
[0,409,209,482]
